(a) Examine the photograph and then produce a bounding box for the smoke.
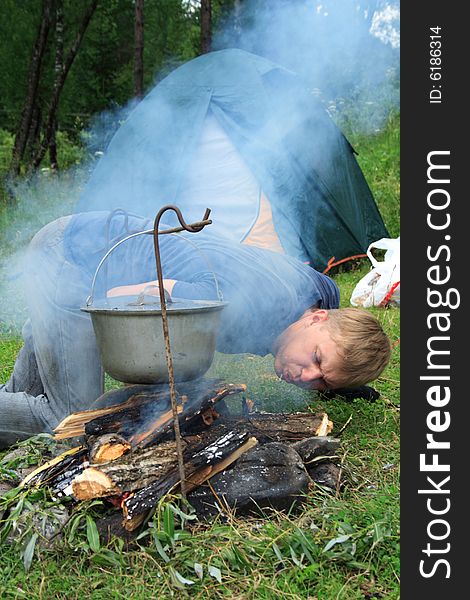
[0,102,136,333]
[83,100,138,159]
[213,0,399,133]
[370,3,400,49]
[1,0,400,353]
[0,168,89,333]
[70,0,399,221]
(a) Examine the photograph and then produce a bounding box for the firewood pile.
[20,380,342,533]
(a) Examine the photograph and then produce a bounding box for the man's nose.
[300,364,322,383]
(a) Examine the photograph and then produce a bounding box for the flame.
[129,403,183,446]
[120,492,132,509]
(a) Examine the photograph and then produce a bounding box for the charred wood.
[87,433,132,464]
[135,383,246,448]
[122,428,257,530]
[54,381,245,442]
[187,442,311,518]
[214,411,332,443]
[53,389,168,439]
[290,437,341,465]
[87,403,180,442]
[20,446,87,489]
[309,461,343,490]
[74,440,182,498]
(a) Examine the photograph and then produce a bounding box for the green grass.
[348,112,400,239]
[0,337,22,381]
[0,115,400,599]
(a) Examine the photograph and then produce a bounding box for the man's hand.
[107,279,177,298]
[319,385,380,402]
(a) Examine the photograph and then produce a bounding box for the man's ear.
[302,308,329,325]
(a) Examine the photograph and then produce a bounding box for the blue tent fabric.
[76,49,388,270]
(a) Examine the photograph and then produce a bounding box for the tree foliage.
[0,0,207,174]
[0,0,399,177]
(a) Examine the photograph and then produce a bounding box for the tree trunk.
[32,0,99,170]
[9,0,53,178]
[233,0,243,43]
[200,0,212,54]
[48,118,58,171]
[25,103,43,166]
[49,0,64,171]
[134,0,144,99]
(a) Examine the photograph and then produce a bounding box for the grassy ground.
[0,115,400,599]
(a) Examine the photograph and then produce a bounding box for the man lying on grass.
[0,211,391,448]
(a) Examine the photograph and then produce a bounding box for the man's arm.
[108,273,220,301]
[107,279,177,298]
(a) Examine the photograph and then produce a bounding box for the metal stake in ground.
[152,205,212,500]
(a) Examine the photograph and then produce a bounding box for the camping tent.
[76,49,388,270]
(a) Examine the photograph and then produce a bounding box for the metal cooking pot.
[80,209,227,384]
[82,295,227,384]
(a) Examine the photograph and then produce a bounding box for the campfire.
[20,379,341,533]
[19,207,342,536]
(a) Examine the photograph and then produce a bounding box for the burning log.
[53,381,245,443]
[214,411,333,443]
[88,403,182,443]
[70,410,331,498]
[19,446,88,489]
[72,440,181,499]
[53,391,174,440]
[22,375,341,533]
[122,428,258,531]
[87,434,132,464]
[134,383,246,448]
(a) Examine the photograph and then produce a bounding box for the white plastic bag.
[350,237,400,307]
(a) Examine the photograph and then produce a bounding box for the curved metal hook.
[153,204,211,236]
[150,205,213,499]
[152,204,213,307]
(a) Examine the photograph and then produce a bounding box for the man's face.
[273,310,342,391]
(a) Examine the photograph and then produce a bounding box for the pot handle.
[86,229,153,307]
[170,232,224,303]
[86,226,224,306]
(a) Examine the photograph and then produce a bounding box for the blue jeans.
[0,216,103,448]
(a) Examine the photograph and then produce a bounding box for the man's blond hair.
[317,307,391,388]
